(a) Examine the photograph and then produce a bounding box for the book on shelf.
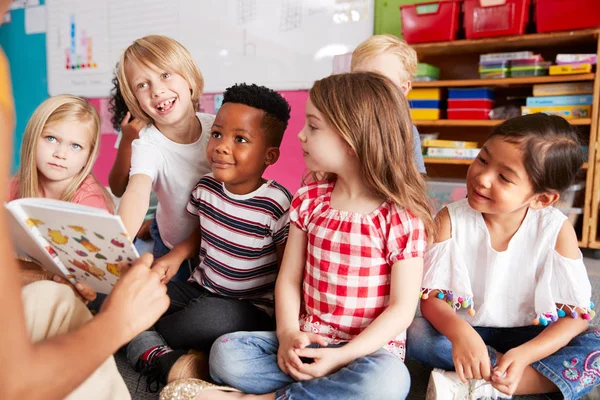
[6,198,138,294]
[422,139,478,149]
[526,95,593,107]
[424,147,481,159]
[533,82,594,97]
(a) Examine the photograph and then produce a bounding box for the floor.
[119,257,600,399]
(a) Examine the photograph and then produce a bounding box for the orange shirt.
[8,175,113,213]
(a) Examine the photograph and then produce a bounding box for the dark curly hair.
[489,113,585,195]
[222,83,291,147]
[109,66,129,132]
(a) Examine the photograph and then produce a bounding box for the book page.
[9,199,139,294]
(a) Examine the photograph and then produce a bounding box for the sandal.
[160,378,240,400]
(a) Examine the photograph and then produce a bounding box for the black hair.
[488,113,585,194]
[108,65,129,132]
[221,83,291,147]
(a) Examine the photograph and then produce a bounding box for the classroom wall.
[0,1,48,174]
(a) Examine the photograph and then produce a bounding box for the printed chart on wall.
[46,0,373,97]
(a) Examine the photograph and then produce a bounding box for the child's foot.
[167,350,210,383]
[426,369,512,400]
[136,346,187,392]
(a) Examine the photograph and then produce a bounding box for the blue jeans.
[149,218,192,282]
[407,317,600,400]
[210,331,410,400]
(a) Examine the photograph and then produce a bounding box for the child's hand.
[52,274,97,304]
[137,218,153,241]
[294,346,352,379]
[120,111,145,141]
[100,253,169,343]
[277,330,328,380]
[491,348,528,395]
[451,328,492,382]
[151,253,182,284]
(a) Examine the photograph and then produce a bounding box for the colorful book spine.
[480,51,533,62]
[521,105,591,119]
[424,148,481,159]
[422,139,478,149]
[556,54,597,65]
[526,95,593,107]
[549,64,593,75]
[532,82,594,97]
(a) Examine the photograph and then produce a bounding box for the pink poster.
[264,90,308,195]
[89,89,309,192]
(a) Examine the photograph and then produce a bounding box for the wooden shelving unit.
[413,74,595,88]
[413,29,600,248]
[424,158,589,170]
[415,118,592,127]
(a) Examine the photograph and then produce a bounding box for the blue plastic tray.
[448,88,495,100]
[409,99,442,109]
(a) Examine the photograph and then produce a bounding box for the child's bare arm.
[152,226,200,283]
[108,113,145,197]
[118,174,153,240]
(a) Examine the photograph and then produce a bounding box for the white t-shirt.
[130,112,215,249]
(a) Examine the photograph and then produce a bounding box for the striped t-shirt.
[186,175,292,314]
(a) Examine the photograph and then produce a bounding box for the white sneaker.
[426,369,512,400]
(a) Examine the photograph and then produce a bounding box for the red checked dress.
[290,181,427,361]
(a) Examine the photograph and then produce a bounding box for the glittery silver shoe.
[159,378,240,400]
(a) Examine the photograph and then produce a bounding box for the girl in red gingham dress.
[161,72,434,400]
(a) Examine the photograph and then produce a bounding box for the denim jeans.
[210,331,411,400]
[407,317,600,400]
[149,218,192,282]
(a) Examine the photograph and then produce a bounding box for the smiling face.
[35,119,93,185]
[206,102,279,195]
[124,58,194,129]
[466,136,539,215]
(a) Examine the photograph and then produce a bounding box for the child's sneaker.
[426,369,512,400]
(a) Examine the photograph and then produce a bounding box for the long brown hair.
[15,95,114,211]
[308,72,434,237]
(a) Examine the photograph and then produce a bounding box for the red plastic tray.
[400,0,463,44]
[464,0,530,39]
[535,0,600,33]
[447,109,492,120]
[448,99,494,109]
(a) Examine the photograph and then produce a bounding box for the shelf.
[412,29,600,57]
[413,74,595,88]
[415,118,592,127]
[424,158,589,170]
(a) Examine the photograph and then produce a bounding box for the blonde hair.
[15,94,114,211]
[117,35,204,125]
[308,72,434,237]
[351,34,418,83]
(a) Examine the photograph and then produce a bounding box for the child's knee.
[407,317,449,359]
[209,332,253,383]
[364,357,410,399]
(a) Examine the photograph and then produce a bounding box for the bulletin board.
[46,0,374,97]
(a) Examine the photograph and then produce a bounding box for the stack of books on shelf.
[523,82,594,119]
[549,54,596,76]
[422,139,480,160]
[479,51,551,79]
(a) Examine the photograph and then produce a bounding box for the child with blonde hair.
[351,34,426,174]
[164,72,433,400]
[408,114,598,399]
[9,94,113,212]
[117,35,214,280]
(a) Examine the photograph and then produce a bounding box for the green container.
[417,63,441,79]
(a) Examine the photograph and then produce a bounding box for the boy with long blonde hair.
[351,34,426,174]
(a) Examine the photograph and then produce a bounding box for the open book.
[6,198,139,294]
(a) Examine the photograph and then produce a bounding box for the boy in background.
[351,34,426,174]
